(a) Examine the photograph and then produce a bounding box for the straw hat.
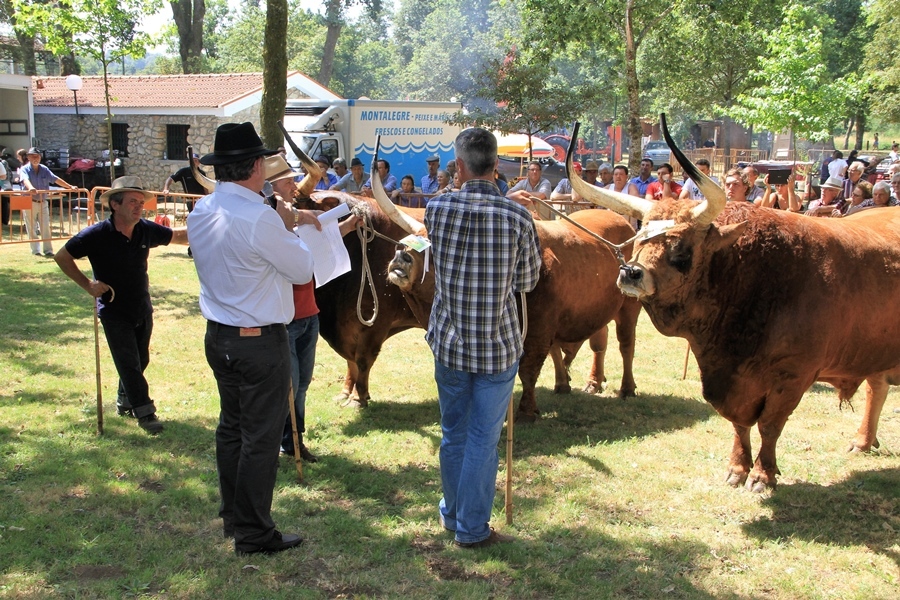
[98,176,156,206]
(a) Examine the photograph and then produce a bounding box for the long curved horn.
[370,136,426,236]
[567,122,653,220]
[187,145,216,192]
[278,121,322,196]
[660,113,725,226]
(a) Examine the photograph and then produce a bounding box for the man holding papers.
[264,155,359,460]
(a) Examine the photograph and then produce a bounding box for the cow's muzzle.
[617,263,651,298]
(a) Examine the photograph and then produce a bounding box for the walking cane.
[505,391,514,525]
[682,342,691,380]
[92,284,114,435]
[288,385,303,482]
[93,298,104,435]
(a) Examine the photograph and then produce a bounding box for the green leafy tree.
[1,0,38,74]
[453,48,597,161]
[727,1,851,154]
[14,0,161,181]
[317,0,382,87]
[864,0,900,127]
[520,0,679,171]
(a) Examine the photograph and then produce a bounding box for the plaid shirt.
[425,178,542,373]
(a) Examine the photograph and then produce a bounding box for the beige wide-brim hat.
[264,154,298,183]
[821,176,844,190]
[98,175,157,207]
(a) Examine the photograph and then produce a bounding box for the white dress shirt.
[187,181,314,327]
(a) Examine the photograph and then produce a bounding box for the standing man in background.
[421,154,441,194]
[21,147,77,257]
[55,176,188,433]
[188,122,314,556]
[426,128,542,548]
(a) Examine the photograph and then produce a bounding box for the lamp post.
[65,74,83,117]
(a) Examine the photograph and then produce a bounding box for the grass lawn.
[0,241,897,599]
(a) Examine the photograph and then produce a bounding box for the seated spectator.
[363,159,398,195]
[723,168,752,203]
[495,168,508,195]
[842,160,865,199]
[332,157,348,180]
[758,171,800,211]
[550,161,582,209]
[391,174,427,208]
[841,180,873,214]
[331,157,368,193]
[644,163,682,201]
[435,169,452,195]
[891,173,900,201]
[629,158,658,196]
[507,161,552,219]
[743,165,764,202]
[679,158,720,201]
[421,155,440,194]
[846,181,898,215]
[597,163,613,187]
[313,155,339,190]
[609,165,641,228]
[445,159,457,182]
[806,177,844,217]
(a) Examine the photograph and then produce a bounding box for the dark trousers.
[205,321,291,548]
[100,314,156,418]
[282,315,319,450]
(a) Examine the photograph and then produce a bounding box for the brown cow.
[568,116,900,491]
[370,164,643,421]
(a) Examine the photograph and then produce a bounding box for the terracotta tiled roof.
[32,72,323,108]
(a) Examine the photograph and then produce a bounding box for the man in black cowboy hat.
[55,176,189,434]
[187,122,314,556]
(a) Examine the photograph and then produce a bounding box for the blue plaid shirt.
[425,178,542,373]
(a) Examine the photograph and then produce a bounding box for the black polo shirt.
[65,217,173,322]
[171,166,208,195]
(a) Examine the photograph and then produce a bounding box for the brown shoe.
[454,528,514,549]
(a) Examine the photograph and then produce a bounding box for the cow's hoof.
[724,470,747,488]
[554,383,572,394]
[333,392,350,402]
[341,398,368,409]
[847,437,879,453]
[744,476,774,494]
[582,382,604,395]
[619,387,636,398]
[514,411,539,424]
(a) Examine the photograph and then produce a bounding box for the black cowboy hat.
[200,122,278,166]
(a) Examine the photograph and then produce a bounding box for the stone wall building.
[32,72,340,190]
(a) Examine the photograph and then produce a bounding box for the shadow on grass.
[340,386,717,462]
[742,466,900,571]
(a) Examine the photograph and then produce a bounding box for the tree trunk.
[854,109,865,151]
[623,2,642,174]
[59,52,79,76]
[318,0,343,87]
[843,117,854,150]
[260,0,288,149]
[170,0,206,73]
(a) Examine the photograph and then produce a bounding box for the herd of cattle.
[192,117,898,492]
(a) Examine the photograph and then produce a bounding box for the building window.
[166,124,190,160]
[111,123,129,157]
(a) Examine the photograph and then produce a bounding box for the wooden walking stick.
[93,297,104,435]
[682,342,691,380]
[288,385,303,482]
[505,390,515,525]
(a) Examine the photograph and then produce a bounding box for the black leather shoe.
[117,406,135,418]
[137,414,164,434]
[235,531,303,555]
[299,445,318,463]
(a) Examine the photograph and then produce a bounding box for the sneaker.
[44,251,54,257]
[137,414,164,434]
[454,528,514,549]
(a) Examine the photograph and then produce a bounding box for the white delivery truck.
[282,98,462,183]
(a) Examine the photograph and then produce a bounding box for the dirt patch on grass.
[138,479,165,493]
[274,558,381,596]
[72,564,125,581]
[410,535,512,585]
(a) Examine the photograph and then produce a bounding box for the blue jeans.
[100,313,156,418]
[282,315,319,450]
[435,359,518,544]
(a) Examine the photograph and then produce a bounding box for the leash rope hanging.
[353,215,406,327]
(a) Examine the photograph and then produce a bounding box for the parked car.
[642,140,671,166]
[496,156,567,189]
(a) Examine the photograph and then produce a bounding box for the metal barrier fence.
[0,187,203,247]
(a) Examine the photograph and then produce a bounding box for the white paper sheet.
[294,203,352,287]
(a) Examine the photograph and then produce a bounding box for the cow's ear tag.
[400,234,431,253]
